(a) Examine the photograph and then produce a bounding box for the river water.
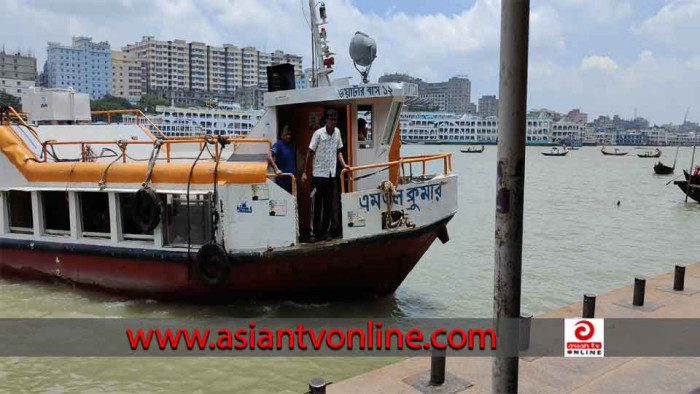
[1,145,699,393]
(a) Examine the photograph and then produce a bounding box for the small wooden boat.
[654,162,674,174]
[541,147,568,156]
[673,180,700,202]
[460,146,484,153]
[637,149,661,158]
[654,147,679,175]
[601,147,628,156]
[682,169,700,184]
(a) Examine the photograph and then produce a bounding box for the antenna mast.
[308,0,333,87]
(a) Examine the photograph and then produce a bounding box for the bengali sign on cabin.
[341,176,456,239]
[337,85,394,99]
[357,183,443,213]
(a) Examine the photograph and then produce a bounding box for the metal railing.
[91,109,168,139]
[339,152,452,193]
[41,136,272,164]
[266,173,297,196]
[1,105,42,144]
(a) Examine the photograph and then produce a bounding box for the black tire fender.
[195,242,231,287]
[133,187,162,233]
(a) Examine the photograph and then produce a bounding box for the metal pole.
[519,313,532,352]
[493,1,530,393]
[674,265,686,291]
[686,135,696,203]
[582,294,596,318]
[633,277,646,306]
[430,348,446,386]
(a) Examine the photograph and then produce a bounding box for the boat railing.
[1,105,42,144]
[340,152,452,193]
[266,172,297,196]
[91,109,167,140]
[40,136,272,164]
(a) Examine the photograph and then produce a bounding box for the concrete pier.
[330,262,700,393]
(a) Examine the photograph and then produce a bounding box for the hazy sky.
[1,0,699,124]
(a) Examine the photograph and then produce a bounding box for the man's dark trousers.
[312,176,336,238]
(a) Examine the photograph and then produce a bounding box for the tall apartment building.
[444,76,471,114]
[123,36,303,98]
[567,108,588,123]
[478,95,498,118]
[415,75,472,114]
[0,50,37,98]
[45,37,111,99]
[111,51,142,102]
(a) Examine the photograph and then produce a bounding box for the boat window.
[8,190,33,234]
[42,191,70,236]
[357,105,373,149]
[164,194,212,246]
[80,192,110,238]
[382,102,403,146]
[119,193,162,241]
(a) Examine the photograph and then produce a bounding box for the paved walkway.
[331,262,700,393]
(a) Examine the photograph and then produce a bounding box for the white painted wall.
[223,179,297,250]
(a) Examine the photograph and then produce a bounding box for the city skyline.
[1,0,698,124]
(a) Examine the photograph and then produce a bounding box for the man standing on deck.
[268,125,296,195]
[301,109,350,242]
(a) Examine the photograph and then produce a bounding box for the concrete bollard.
[308,377,328,394]
[519,313,532,351]
[582,294,596,318]
[633,277,646,306]
[674,265,686,291]
[429,348,446,386]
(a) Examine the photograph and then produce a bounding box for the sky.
[1,0,699,125]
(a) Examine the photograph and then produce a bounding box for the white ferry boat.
[0,4,457,300]
[123,105,264,138]
[400,111,584,146]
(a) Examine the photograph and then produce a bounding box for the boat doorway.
[279,104,351,240]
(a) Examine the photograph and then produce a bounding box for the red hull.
[0,217,452,301]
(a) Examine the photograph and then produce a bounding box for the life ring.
[195,242,231,287]
[133,187,162,233]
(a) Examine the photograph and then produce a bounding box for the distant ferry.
[399,111,584,146]
[124,105,264,137]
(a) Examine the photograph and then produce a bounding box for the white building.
[1,78,34,98]
[551,118,585,144]
[123,36,303,95]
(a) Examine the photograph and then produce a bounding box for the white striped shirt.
[309,126,343,178]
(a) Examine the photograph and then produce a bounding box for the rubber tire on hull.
[195,242,231,287]
[133,187,163,233]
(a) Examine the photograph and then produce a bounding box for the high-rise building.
[478,95,498,118]
[123,36,303,97]
[567,108,588,123]
[414,75,472,114]
[444,76,471,114]
[111,51,142,102]
[45,37,112,99]
[0,49,37,99]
